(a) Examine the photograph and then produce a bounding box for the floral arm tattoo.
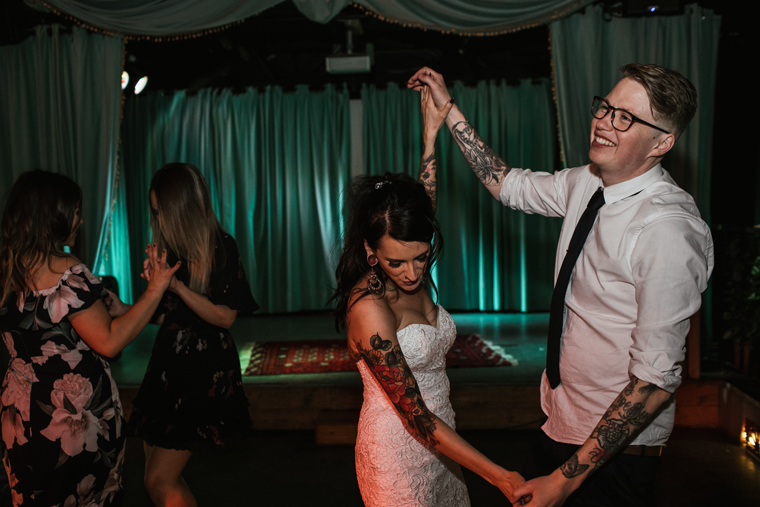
[418,152,438,212]
[451,121,509,187]
[355,332,439,447]
[561,377,663,479]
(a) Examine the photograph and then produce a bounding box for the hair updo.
[332,172,443,328]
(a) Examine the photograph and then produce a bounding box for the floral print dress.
[0,264,123,507]
[129,232,257,450]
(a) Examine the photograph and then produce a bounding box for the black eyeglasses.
[591,96,670,134]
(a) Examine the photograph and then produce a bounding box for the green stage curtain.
[0,25,123,275]
[121,85,351,312]
[98,170,134,304]
[362,80,561,311]
[551,3,721,222]
[42,0,593,35]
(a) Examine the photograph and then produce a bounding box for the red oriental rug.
[243,334,514,376]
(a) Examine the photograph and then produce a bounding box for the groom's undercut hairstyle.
[620,63,697,139]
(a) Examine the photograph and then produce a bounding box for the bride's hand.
[494,469,527,504]
[421,85,454,147]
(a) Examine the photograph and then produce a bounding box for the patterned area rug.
[244,334,514,376]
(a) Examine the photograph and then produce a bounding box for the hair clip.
[375,180,392,190]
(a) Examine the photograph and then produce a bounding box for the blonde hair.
[150,163,220,293]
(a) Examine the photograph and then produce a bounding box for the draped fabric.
[98,169,134,303]
[40,0,594,35]
[0,25,123,273]
[362,80,560,311]
[551,3,721,221]
[121,86,351,312]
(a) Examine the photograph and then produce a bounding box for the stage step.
[315,410,359,445]
[116,380,722,439]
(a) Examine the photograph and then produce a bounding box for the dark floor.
[110,312,760,506]
[4,312,759,506]
[118,427,760,507]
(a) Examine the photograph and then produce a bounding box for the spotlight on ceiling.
[121,71,129,90]
[621,0,683,16]
[134,76,149,95]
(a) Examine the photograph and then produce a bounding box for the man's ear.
[650,133,675,158]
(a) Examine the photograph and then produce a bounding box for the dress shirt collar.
[602,164,663,205]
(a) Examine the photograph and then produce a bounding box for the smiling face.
[589,77,674,186]
[367,235,430,292]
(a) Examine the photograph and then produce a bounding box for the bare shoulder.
[52,254,82,272]
[346,285,398,349]
[34,255,83,290]
[347,289,393,332]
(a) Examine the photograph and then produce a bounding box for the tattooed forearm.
[561,378,667,483]
[451,121,509,187]
[358,332,439,447]
[418,152,438,211]
[560,454,589,479]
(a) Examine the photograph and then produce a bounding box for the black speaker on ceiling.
[622,0,683,16]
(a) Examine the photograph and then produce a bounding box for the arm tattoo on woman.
[451,121,508,187]
[356,332,439,447]
[418,152,438,211]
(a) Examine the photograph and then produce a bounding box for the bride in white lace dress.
[355,306,470,505]
[332,87,524,506]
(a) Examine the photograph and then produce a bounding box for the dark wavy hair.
[332,172,443,329]
[1,170,82,306]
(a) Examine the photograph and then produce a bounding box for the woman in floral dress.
[0,170,179,506]
[110,163,257,507]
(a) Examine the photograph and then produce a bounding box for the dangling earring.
[367,254,383,295]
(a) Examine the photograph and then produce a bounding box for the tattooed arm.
[347,295,525,502]
[512,376,672,506]
[418,85,454,212]
[409,67,509,201]
[449,120,510,200]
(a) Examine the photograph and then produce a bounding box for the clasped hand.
[140,244,181,293]
[408,67,453,109]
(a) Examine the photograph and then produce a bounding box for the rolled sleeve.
[499,167,573,217]
[629,214,713,393]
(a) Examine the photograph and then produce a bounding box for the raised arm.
[68,244,179,357]
[513,377,671,506]
[418,85,454,212]
[409,67,510,201]
[347,296,524,501]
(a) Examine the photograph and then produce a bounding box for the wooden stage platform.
[111,311,722,443]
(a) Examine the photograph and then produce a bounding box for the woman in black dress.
[112,163,256,506]
[0,170,178,506]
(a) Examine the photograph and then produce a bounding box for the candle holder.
[742,418,760,462]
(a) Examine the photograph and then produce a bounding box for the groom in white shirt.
[408,63,713,506]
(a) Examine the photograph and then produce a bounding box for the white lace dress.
[355,306,471,506]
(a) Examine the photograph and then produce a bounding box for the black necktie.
[546,186,605,389]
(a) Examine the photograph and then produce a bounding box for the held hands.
[408,67,452,109]
[512,469,575,507]
[493,469,528,506]
[104,289,129,318]
[140,244,181,294]
[421,84,455,145]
